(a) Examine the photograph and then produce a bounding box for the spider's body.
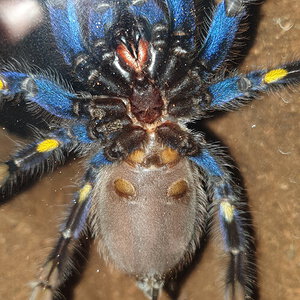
[0,0,299,299]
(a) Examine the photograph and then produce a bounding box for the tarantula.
[0,0,299,299]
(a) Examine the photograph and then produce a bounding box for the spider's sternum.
[129,77,164,124]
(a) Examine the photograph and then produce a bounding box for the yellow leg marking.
[114,178,136,198]
[0,76,7,90]
[220,201,235,223]
[36,139,60,152]
[264,68,288,84]
[78,183,92,203]
[161,147,180,165]
[167,179,188,199]
[0,163,9,187]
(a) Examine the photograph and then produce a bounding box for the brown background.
[0,0,299,299]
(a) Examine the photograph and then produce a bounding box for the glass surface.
[0,1,299,300]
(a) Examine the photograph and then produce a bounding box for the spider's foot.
[223,230,249,300]
[30,260,60,300]
[30,283,54,300]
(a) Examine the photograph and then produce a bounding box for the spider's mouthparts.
[117,38,149,73]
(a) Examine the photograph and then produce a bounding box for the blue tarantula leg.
[30,151,111,299]
[129,0,165,26]
[0,71,78,119]
[190,149,253,299]
[203,61,300,111]
[47,0,85,65]
[0,121,103,195]
[199,1,246,72]
[166,0,196,31]
[0,129,73,193]
[47,0,101,83]
[88,2,113,42]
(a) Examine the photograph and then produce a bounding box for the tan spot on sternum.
[161,148,180,165]
[127,149,145,165]
[167,179,188,199]
[114,178,136,198]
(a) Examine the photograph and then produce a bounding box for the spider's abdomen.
[91,145,207,277]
